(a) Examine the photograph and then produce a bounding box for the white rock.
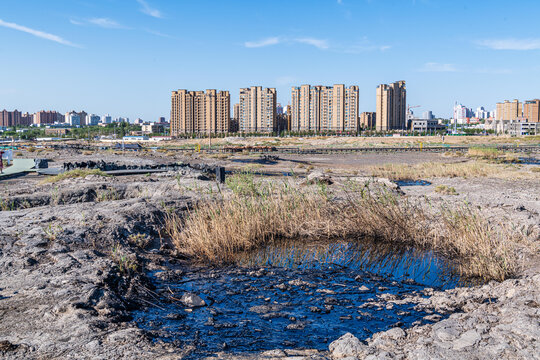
[180,293,206,308]
[453,329,480,350]
[329,333,367,358]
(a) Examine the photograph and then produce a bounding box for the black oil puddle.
[518,157,540,165]
[133,240,469,357]
[226,170,301,177]
[395,180,432,187]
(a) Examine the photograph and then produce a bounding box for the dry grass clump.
[41,169,110,184]
[369,160,538,180]
[369,161,496,180]
[208,153,230,160]
[435,184,458,195]
[165,175,526,281]
[434,207,522,281]
[467,147,499,159]
[443,151,465,158]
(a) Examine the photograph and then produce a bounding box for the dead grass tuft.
[369,160,536,180]
[41,169,110,184]
[434,184,458,195]
[467,147,499,159]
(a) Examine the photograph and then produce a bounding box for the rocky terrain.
[0,148,538,359]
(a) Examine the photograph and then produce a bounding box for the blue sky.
[1,0,539,121]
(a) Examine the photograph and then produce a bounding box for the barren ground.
[0,143,539,359]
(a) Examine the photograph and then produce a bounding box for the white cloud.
[477,38,540,50]
[419,62,458,72]
[244,36,329,49]
[145,29,173,38]
[245,37,281,48]
[0,19,79,47]
[294,37,329,49]
[343,43,391,53]
[88,18,126,29]
[136,0,163,18]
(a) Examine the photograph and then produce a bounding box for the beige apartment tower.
[376,81,406,131]
[524,99,540,122]
[290,84,359,132]
[496,100,522,121]
[171,89,230,135]
[238,87,277,133]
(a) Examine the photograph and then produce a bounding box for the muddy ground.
[0,147,539,359]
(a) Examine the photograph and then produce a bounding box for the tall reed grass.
[165,174,529,281]
[369,160,536,180]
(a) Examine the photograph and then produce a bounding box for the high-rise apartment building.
[376,81,406,131]
[524,99,540,122]
[238,86,277,133]
[20,112,33,126]
[88,114,101,126]
[290,84,359,132]
[35,110,58,125]
[170,89,230,135]
[360,112,376,129]
[65,111,81,126]
[0,110,21,127]
[496,100,522,120]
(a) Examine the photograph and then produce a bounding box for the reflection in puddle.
[518,157,540,165]
[395,180,432,187]
[235,240,461,289]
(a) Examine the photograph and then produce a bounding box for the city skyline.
[1,0,540,120]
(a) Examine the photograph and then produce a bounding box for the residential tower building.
[523,100,540,122]
[170,89,231,135]
[496,100,522,120]
[0,110,21,127]
[290,84,359,132]
[35,110,58,125]
[238,86,277,133]
[375,81,406,131]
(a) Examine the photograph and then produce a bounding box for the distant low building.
[141,123,164,134]
[360,112,376,129]
[149,136,173,142]
[123,135,149,141]
[508,121,539,136]
[45,128,70,136]
[410,119,446,133]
